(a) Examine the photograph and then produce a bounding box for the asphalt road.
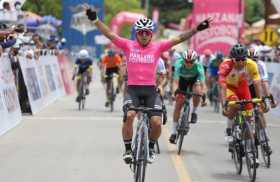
[0,71,279,182]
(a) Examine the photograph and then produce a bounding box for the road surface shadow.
[212,172,248,181]
[164,149,203,157]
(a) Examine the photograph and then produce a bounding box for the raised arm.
[85,6,118,41]
[170,18,212,47]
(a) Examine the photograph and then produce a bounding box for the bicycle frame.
[78,72,88,110]
[133,112,149,163]
[128,107,162,182]
[228,99,263,182]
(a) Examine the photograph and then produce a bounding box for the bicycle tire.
[78,80,85,110]
[155,141,160,154]
[260,137,271,168]
[232,141,243,174]
[256,115,271,168]
[245,139,257,182]
[82,97,85,110]
[177,105,190,155]
[110,81,114,112]
[177,133,184,155]
[134,134,147,182]
[78,100,82,110]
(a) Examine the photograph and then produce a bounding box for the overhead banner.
[62,0,104,58]
[266,63,280,116]
[0,56,22,136]
[19,55,65,114]
[191,0,244,55]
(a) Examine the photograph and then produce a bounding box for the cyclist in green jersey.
[169,49,206,144]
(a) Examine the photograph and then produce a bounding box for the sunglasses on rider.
[234,58,246,62]
[184,59,195,64]
[136,29,153,36]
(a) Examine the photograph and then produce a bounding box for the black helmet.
[215,51,224,60]
[230,43,247,59]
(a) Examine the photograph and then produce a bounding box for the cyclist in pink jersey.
[85,6,212,164]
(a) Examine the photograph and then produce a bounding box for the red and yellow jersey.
[101,55,122,69]
[219,58,260,88]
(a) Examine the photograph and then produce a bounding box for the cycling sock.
[149,139,156,149]
[124,139,132,151]
[172,122,178,135]
[192,107,198,113]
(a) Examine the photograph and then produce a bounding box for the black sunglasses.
[235,58,246,62]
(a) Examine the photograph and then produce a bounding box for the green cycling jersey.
[174,58,205,82]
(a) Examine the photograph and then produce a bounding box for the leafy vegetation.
[22,0,62,18]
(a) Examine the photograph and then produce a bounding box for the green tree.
[22,0,62,19]
[104,0,143,38]
[150,0,192,25]
[245,0,265,24]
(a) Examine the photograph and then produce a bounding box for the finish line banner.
[19,55,65,114]
[191,0,244,55]
[0,56,22,136]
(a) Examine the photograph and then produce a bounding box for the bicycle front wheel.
[134,136,147,182]
[82,97,86,110]
[232,141,243,175]
[135,160,147,182]
[110,83,114,112]
[245,140,257,182]
[177,133,184,155]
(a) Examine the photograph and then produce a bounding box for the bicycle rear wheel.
[256,115,271,168]
[260,137,271,168]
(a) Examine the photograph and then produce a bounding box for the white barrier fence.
[267,63,280,116]
[0,56,22,136]
[19,55,65,114]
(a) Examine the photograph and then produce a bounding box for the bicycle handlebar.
[227,98,263,107]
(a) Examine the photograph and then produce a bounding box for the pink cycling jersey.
[113,36,173,86]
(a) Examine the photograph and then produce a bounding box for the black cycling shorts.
[78,66,90,75]
[105,67,119,80]
[249,84,256,98]
[123,85,162,118]
[176,76,199,95]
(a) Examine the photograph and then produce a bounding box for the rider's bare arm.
[170,17,212,46]
[93,20,118,41]
[170,29,198,46]
[261,80,270,97]
[253,80,262,98]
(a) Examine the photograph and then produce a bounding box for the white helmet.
[134,18,154,31]
[181,49,198,63]
[79,49,89,59]
[61,38,66,43]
